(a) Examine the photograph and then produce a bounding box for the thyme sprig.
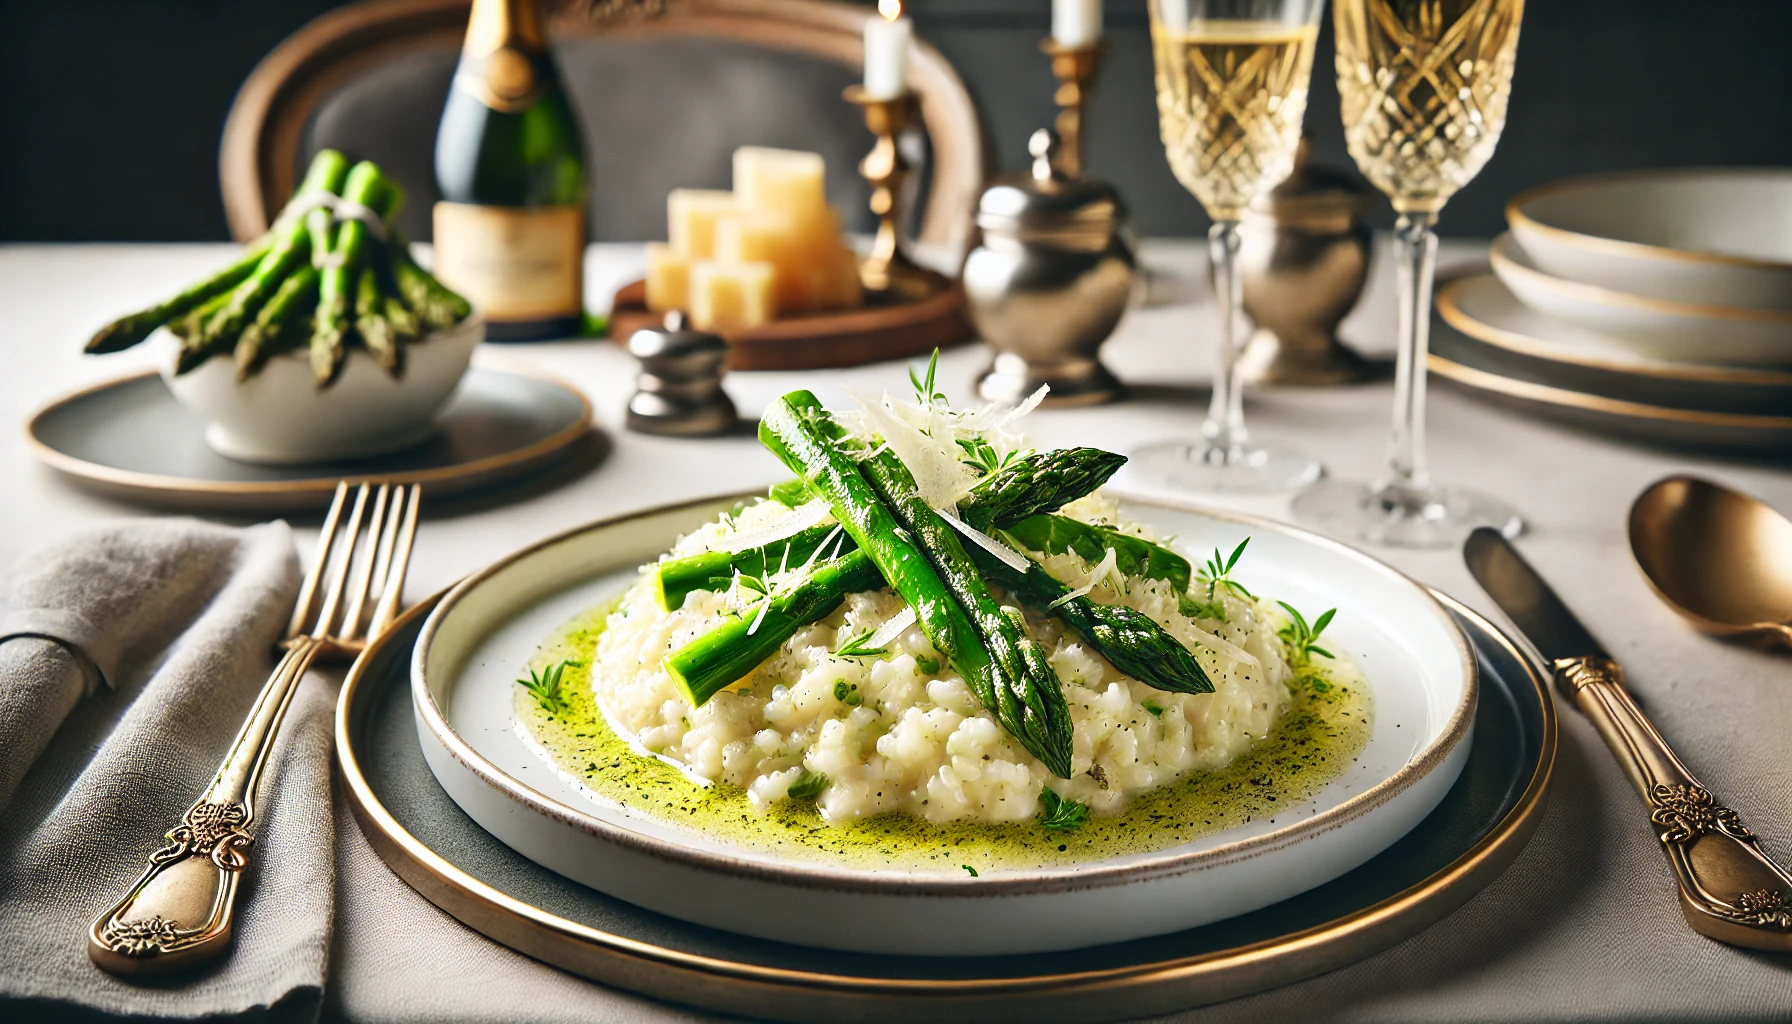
[1038,788,1090,832]
[517,659,573,713]
[1277,601,1337,665]
[909,348,946,407]
[1198,538,1255,602]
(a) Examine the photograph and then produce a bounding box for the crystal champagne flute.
[1292,0,1525,546]
[1133,0,1326,494]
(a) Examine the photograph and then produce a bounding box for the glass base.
[1131,439,1323,495]
[1291,477,1524,549]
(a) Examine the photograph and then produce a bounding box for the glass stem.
[1385,213,1439,494]
[1202,219,1246,457]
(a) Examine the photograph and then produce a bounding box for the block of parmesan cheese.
[667,189,737,259]
[733,147,826,217]
[643,243,690,313]
[689,260,777,331]
[821,244,864,310]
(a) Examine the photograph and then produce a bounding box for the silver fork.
[88,482,421,976]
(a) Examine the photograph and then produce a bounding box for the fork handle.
[1554,655,1792,952]
[88,637,324,975]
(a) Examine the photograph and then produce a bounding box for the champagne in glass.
[1134,0,1325,495]
[1293,0,1525,547]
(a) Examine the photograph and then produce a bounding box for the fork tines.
[287,482,420,650]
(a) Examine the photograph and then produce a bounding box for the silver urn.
[965,129,1134,407]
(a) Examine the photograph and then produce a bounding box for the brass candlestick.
[1041,40,1104,179]
[844,84,947,302]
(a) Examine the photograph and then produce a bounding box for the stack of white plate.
[1429,170,1792,451]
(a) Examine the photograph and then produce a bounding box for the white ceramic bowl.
[160,316,483,463]
[412,494,1478,957]
[1489,234,1792,366]
[1507,170,1792,310]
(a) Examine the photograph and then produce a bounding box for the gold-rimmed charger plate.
[25,362,603,512]
[338,593,1555,1022]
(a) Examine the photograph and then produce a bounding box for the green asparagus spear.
[1003,515,1193,594]
[200,150,350,354]
[311,165,400,385]
[388,233,472,330]
[354,265,402,376]
[654,524,846,612]
[956,448,1129,531]
[233,266,320,379]
[85,235,274,354]
[856,444,1074,777]
[969,548,1213,694]
[758,391,1004,727]
[169,292,235,375]
[665,551,883,707]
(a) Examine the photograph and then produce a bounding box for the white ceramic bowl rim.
[1491,234,1792,325]
[412,491,1479,898]
[1507,169,1792,273]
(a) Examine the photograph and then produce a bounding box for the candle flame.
[879,0,901,23]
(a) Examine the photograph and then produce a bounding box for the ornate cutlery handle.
[1554,655,1792,952]
[88,638,324,975]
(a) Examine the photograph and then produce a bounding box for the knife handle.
[1554,655,1792,952]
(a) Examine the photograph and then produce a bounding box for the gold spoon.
[1629,475,1792,650]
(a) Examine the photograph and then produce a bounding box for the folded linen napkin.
[0,519,331,1022]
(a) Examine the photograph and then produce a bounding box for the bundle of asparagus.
[86,150,472,387]
[654,370,1217,780]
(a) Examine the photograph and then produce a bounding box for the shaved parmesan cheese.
[863,604,917,652]
[1047,546,1118,609]
[991,384,1049,430]
[936,506,1030,572]
[725,499,831,553]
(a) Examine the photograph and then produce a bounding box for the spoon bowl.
[1629,475,1792,650]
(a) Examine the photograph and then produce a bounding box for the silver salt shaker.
[625,313,737,436]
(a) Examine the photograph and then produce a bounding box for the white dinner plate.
[1490,234,1792,365]
[1507,169,1792,310]
[411,494,1477,956]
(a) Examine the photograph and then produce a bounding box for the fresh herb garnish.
[1142,699,1165,718]
[833,679,864,706]
[516,660,571,714]
[915,654,940,675]
[955,435,1024,476]
[788,769,829,800]
[1038,788,1090,832]
[735,570,769,598]
[1277,601,1336,664]
[833,628,886,660]
[1198,538,1255,603]
[909,348,946,407]
[962,864,979,877]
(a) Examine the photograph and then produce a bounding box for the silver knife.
[1465,527,1792,952]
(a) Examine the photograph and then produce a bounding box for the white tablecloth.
[2,240,1788,1022]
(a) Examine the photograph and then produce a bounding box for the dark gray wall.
[4,0,1790,241]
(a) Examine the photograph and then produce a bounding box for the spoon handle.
[1554,655,1792,951]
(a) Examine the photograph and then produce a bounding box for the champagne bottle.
[433,0,587,341]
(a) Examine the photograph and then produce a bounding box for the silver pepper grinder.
[964,129,1135,407]
[626,312,737,436]
[1235,140,1374,386]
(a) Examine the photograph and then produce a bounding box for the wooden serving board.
[608,280,973,371]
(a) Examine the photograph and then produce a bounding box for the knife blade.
[1463,526,1608,663]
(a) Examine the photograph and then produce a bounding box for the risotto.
[586,492,1301,827]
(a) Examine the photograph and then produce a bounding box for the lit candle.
[1052,0,1102,48]
[862,0,912,100]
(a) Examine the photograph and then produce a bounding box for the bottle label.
[432,202,583,322]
